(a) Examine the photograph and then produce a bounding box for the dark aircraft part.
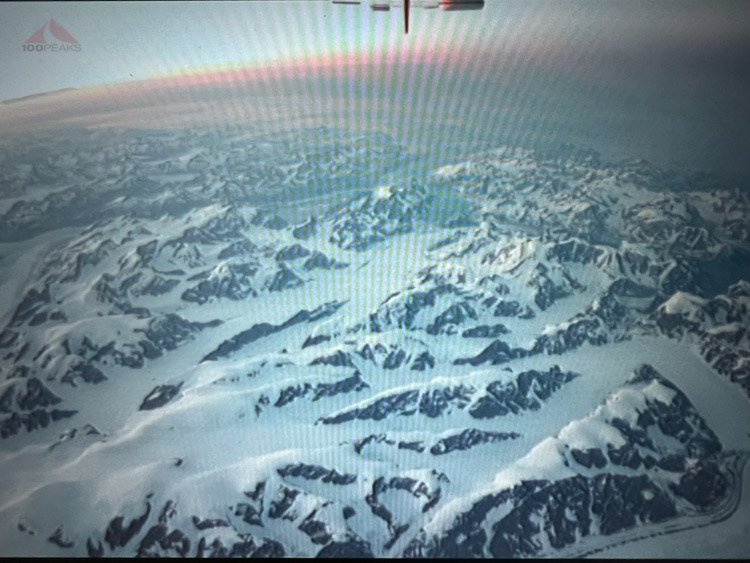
[440,0,485,11]
[332,0,483,33]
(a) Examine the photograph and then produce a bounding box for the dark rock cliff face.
[468,366,579,419]
[139,383,184,411]
[201,301,345,362]
[0,378,77,439]
[652,280,750,398]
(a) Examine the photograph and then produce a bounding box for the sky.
[0,1,749,180]
[0,0,471,100]
[0,1,747,102]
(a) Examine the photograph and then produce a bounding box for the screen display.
[0,0,749,558]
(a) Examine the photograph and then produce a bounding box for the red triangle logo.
[26,22,47,44]
[25,20,78,45]
[49,19,78,44]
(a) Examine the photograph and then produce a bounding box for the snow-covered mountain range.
[0,126,748,557]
